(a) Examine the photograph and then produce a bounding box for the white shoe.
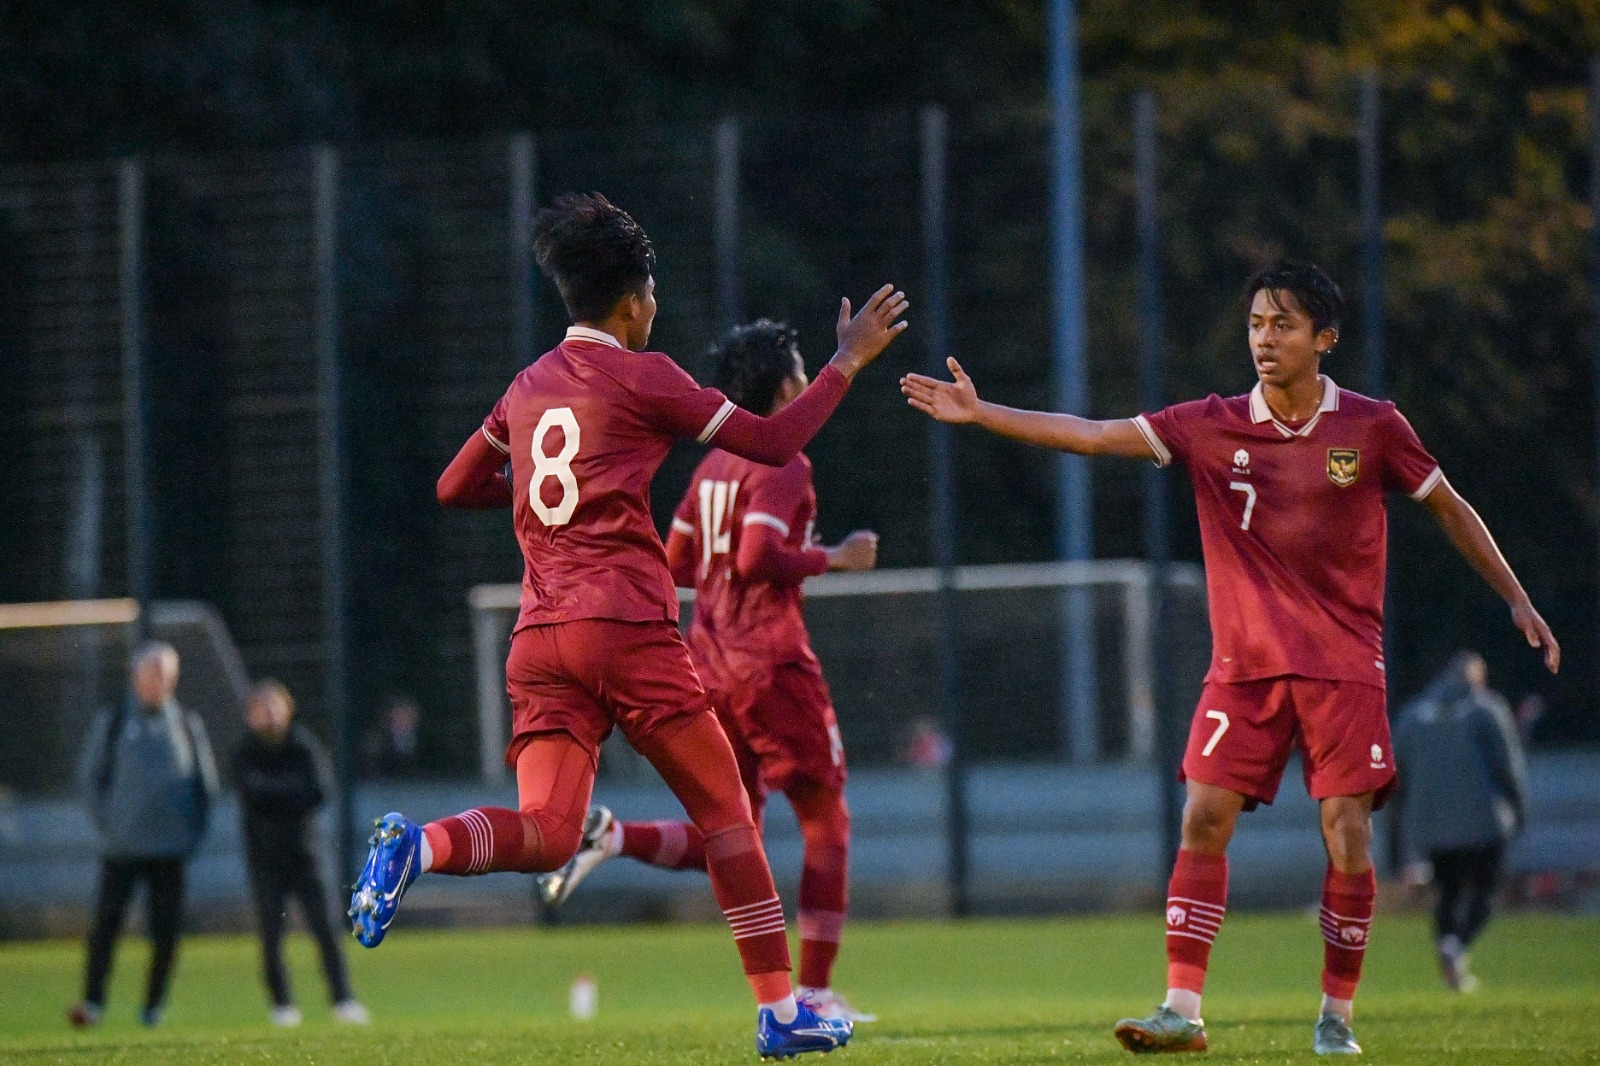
[332,1000,371,1025]
[797,987,877,1023]
[270,1005,303,1028]
[537,806,615,906]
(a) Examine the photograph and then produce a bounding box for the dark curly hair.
[533,192,655,323]
[1244,261,1344,339]
[712,319,802,415]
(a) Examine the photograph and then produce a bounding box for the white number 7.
[1228,481,1257,531]
[1201,710,1230,757]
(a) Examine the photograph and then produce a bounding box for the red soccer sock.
[1320,866,1376,1000]
[422,807,553,874]
[1165,849,1229,995]
[619,820,707,871]
[792,784,851,990]
[705,824,792,982]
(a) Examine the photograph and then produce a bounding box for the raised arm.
[711,286,910,466]
[1422,477,1559,672]
[901,357,1158,459]
[437,430,513,509]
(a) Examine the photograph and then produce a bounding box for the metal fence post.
[313,145,357,882]
[510,134,538,371]
[118,158,151,646]
[1359,68,1385,399]
[921,105,969,917]
[713,117,742,331]
[1135,90,1180,880]
[1049,0,1100,764]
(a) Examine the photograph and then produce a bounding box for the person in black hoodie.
[234,680,367,1027]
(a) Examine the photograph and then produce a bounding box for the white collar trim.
[1250,375,1339,438]
[566,325,624,349]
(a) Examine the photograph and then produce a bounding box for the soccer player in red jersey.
[535,320,879,1023]
[349,193,908,1057]
[900,262,1558,1056]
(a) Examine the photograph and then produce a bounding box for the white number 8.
[529,407,581,526]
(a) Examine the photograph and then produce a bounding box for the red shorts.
[708,660,846,796]
[504,619,710,765]
[1180,677,1395,810]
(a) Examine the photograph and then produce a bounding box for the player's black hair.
[1244,261,1344,339]
[713,319,802,415]
[533,192,656,323]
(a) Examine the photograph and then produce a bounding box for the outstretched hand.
[900,357,980,425]
[829,285,910,380]
[1511,598,1561,673]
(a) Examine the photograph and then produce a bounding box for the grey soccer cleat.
[1313,1012,1362,1055]
[1113,1006,1208,1054]
[537,806,615,907]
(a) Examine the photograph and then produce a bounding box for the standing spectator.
[360,696,423,778]
[234,680,368,1027]
[70,641,219,1028]
[1393,651,1528,993]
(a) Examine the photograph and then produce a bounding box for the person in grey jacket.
[1393,650,1527,993]
[69,641,219,1028]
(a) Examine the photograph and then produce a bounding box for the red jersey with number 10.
[1134,377,1441,687]
[671,451,829,686]
[482,327,741,633]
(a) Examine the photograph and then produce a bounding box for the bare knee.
[793,786,850,852]
[1181,785,1243,855]
[1321,798,1373,873]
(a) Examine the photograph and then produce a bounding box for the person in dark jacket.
[1393,651,1528,993]
[70,641,219,1028]
[234,680,367,1026]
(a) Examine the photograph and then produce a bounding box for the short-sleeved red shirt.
[671,450,829,686]
[483,326,741,633]
[1134,377,1441,687]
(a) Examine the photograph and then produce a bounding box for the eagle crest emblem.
[1327,448,1359,487]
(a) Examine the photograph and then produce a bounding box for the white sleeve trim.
[1131,415,1172,468]
[1410,466,1444,501]
[697,399,737,444]
[481,425,510,455]
[743,512,791,537]
[670,517,696,536]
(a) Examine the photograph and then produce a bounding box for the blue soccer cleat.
[348,812,421,948]
[756,1000,852,1059]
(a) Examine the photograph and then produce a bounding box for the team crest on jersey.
[1327,448,1359,487]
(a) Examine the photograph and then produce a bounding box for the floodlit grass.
[2,911,1596,1063]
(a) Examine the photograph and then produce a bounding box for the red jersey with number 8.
[1134,377,1441,687]
[482,327,741,633]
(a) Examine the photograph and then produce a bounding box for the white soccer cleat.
[538,806,615,907]
[797,987,877,1023]
[269,1005,303,1028]
[332,999,371,1025]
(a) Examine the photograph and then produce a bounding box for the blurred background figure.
[361,696,423,778]
[899,716,953,772]
[1393,651,1528,994]
[70,642,219,1028]
[233,681,367,1028]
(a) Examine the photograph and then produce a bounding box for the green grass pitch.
[2,912,1596,1063]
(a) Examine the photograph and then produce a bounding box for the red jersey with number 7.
[1133,377,1441,687]
[482,326,744,633]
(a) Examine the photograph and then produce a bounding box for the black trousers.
[83,857,185,1011]
[1431,842,1505,948]
[248,849,353,1007]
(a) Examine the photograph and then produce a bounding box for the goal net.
[467,560,1210,783]
[0,599,252,797]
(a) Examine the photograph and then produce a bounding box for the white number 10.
[1228,481,1257,531]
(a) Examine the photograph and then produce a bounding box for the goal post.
[467,559,1207,783]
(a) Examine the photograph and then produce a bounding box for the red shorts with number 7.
[1179,677,1395,810]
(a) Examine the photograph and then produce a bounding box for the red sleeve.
[437,429,513,509]
[635,352,851,466]
[665,489,698,588]
[481,392,511,456]
[735,525,830,585]
[1133,398,1207,468]
[1380,404,1443,499]
[734,461,828,584]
